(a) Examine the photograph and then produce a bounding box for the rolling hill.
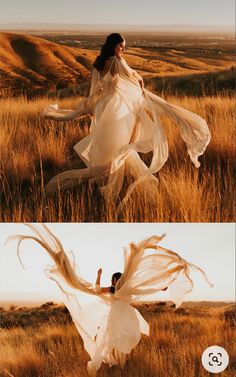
[0,32,235,97]
[0,32,97,96]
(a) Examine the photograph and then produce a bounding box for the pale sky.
[0,223,234,304]
[0,0,234,26]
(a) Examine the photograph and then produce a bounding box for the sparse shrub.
[41,302,55,308]
[9,305,17,311]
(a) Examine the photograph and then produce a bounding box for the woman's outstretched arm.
[96,268,102,287]
[95,268,110,293]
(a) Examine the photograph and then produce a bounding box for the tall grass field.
[0,94,235,222]
[0,302,235,377]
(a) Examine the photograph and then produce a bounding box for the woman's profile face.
[114,40,126,58]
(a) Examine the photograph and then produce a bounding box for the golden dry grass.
[0,93,235,222]
[0,303,235,377]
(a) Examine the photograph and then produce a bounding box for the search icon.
[202,346,229,373]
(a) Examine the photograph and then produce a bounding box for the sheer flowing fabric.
[7,224,213,376]
[42,56,211,211]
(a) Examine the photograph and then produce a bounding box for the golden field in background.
[0,302,235,377]
[0,94,235,222]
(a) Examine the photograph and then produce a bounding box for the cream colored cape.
[42,56,211,211]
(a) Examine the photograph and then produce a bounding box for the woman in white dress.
[7,224,213,376]
[43,33,211,210]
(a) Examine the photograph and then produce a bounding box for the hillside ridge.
[0,32,235,97]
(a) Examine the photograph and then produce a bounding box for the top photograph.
[0,0,235,222]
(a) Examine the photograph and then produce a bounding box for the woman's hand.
[162,286,168,291]
[97,268,102,276]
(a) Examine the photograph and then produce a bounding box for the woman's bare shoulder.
[102,56,116,75]
[106,56,115,61]
[104,56,115,65]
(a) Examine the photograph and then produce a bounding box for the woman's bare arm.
[96,268,102,286]
[101,287,111,293]
[95,268,110,293]
[132,70,144,91]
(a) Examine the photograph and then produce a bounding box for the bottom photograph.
[0,223,235,377]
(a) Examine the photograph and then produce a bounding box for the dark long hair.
[93,33,125,72]
[110,272,122,293]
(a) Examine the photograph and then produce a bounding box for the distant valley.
[0,31,235,97]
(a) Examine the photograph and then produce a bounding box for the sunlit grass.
[0,303,235,377]
[0,94,235,222]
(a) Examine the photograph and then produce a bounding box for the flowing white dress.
[42,56,211,210]
[7,224,213,376]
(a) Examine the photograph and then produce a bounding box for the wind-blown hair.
[93,33,125,71]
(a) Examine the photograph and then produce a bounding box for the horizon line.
[0,22,234,27]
